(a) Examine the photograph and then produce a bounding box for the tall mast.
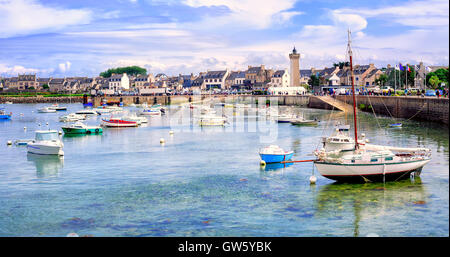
[347,29,358,149]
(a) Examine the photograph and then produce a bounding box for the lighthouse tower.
[289,47,300,87]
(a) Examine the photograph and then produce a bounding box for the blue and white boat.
[0,108,12,119]
[139,108,161,116]
[389,123,402,127]
[259,145,294,163]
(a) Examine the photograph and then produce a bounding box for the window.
[370,158,378,162]
[385,157,393,161]
[356,77,359,81]
[351,159,355,163]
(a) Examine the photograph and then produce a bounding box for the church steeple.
[292,46,297,54]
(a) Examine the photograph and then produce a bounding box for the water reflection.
[27,153,64,178]
[315,178,426,236]
[262,162,294,171]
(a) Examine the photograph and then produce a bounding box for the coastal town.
[1,48,448,97]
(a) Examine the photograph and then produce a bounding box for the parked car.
[425,90,436,96]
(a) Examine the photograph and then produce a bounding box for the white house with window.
[108,73,130,91]
[270,69,290,87]
[203,70,229,90]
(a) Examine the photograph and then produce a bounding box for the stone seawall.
[335,95,449,125]
[0,96,83,104]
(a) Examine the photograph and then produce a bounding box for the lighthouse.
[289,47,300,87]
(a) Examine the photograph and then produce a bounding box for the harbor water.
[0,103,448,236]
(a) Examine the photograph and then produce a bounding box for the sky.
[0,0,448,77]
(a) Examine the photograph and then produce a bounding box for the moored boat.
[139,108,161,116]
[312,30,431,183]
[259,145,294,163]
[198,115,227,126]
[0,108,12,119]
[38,107,57,113]
[276,114,297,123]
[75,109,98,116]
[122,114,148,125]
[101,118,138,127]
[62,121,103,134]
[59,113,86,122]
[27,130,64,155]
[291,117,318,126]
[389,123,402,127]
[48,104,67,111]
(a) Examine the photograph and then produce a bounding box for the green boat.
[61,122,103,134]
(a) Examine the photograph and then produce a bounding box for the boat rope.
[404,102,428,121]
[314,103,337,151]
[365,94,383,131]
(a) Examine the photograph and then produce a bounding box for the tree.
[429,75,441,89]
[333,62,350,69]
[42,84,49,90]
[426,68,449,88]
[100,66,147,78]
[308,75,320,87]
[375,74,388,87]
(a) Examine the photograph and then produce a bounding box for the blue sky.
[0,0,448,77]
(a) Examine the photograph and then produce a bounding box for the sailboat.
[313,30,431,183]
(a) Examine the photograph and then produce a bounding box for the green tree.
[333,62,350,69]
[426,68,448,88]
[100,66,147,78]
[429,75,441,89]
[375,74,388,87]
[42,84,49,90]
[308,75,320,87]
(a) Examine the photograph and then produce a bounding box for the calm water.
[0,102,448,237]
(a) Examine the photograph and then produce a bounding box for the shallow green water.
[0,102,448,236]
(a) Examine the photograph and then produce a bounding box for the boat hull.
[314,159,430,182]
[0,114,11,119]
[102,119,138,127]
[260,152,294,163]
[291,121,318,126]
[62,127,102,134]
[27,143,64,156]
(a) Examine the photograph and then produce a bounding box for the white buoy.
[46,122,48,125]
[23,126,27,130]
[260,160,266,166]
[7,140,12,146]
[160,138,165,144]
[309,175,317,184]
[59,131,62,135]
[169,130,174,135]
[38,123,41,126]
[66,233,79,237]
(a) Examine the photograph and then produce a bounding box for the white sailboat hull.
[314,159,430,182]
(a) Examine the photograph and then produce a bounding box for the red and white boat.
[101,118,138,127]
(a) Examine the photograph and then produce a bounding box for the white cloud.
[182,0,301,29]
[0,0,92,38]
[58,61,71,73]
[338,0,449,27]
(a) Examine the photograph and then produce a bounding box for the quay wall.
[2,94,447,125]
[334,95,449,125]
[0,96,83,104]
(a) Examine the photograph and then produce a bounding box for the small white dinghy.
[38,107,56,113]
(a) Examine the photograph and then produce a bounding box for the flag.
[407,66,411,72]
[395,65,400,71]
[399,63,404,71]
